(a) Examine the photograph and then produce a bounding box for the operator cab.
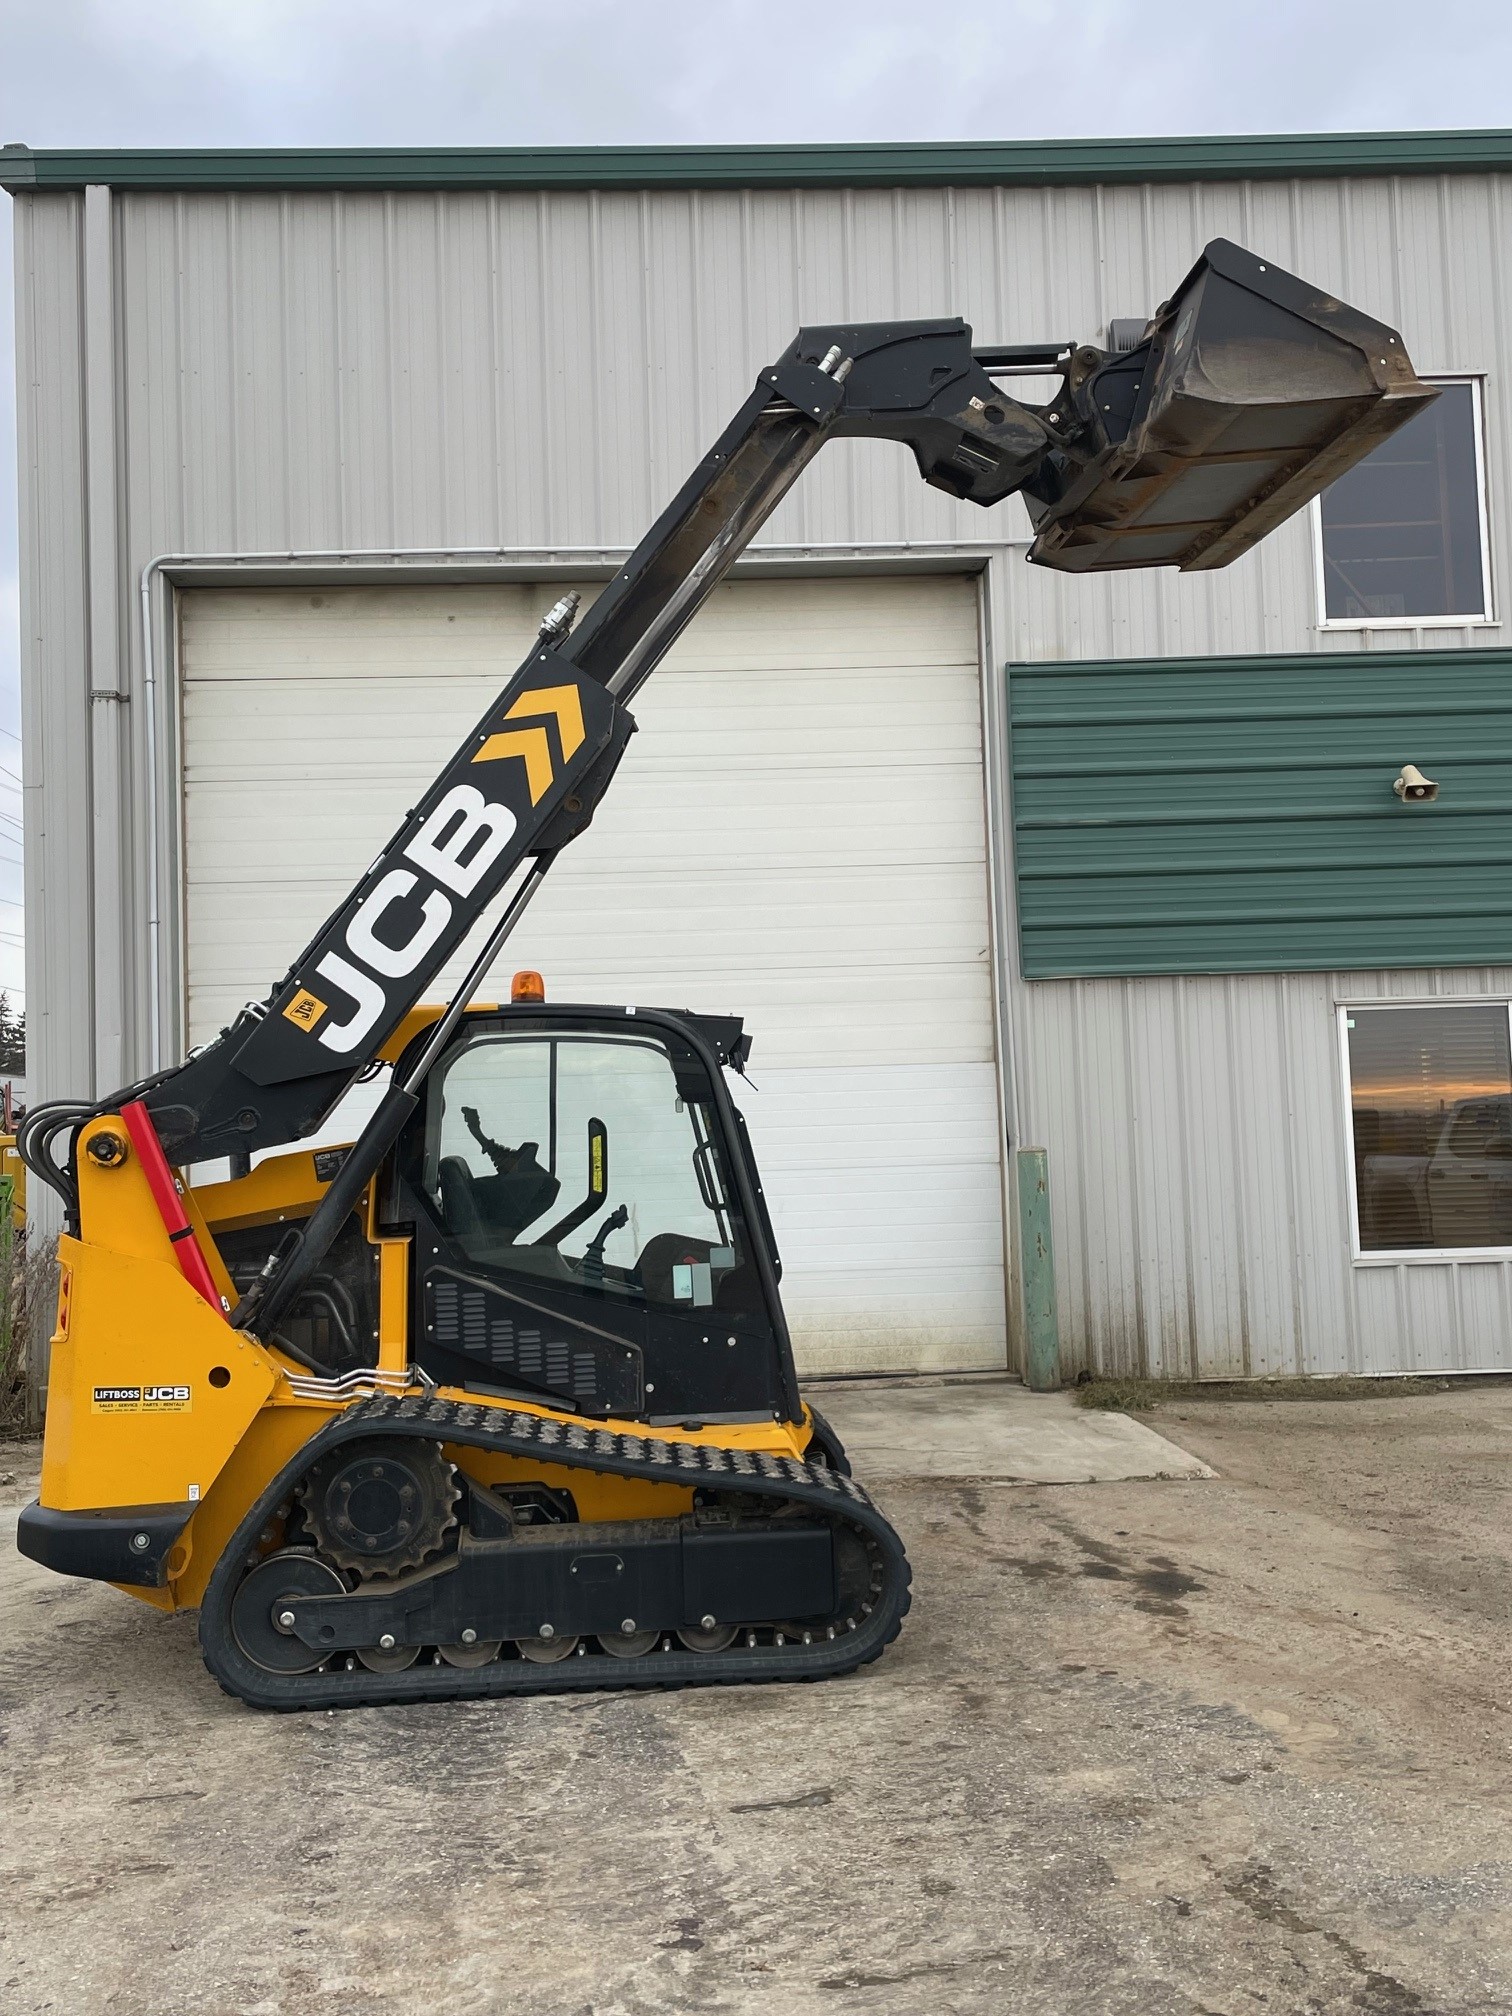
[385,983,794,1426]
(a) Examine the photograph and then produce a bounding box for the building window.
[1316,378,1492,626]
[1343,1002,1512,1256]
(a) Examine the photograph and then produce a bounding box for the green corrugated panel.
[3,130,1512,194]
[1010,647,1512,978]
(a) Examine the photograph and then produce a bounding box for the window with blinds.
[1344,1002,1512,1255]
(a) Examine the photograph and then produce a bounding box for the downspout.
[82,185,126,1096]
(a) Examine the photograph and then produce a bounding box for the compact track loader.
[18,241,1432,1707]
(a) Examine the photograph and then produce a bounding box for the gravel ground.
[1,1384,1510,2015]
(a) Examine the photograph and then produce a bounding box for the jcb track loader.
[18,241,1431,1708]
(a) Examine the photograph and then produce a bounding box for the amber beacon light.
[511,969,547,1003]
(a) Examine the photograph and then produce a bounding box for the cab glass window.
[419,1029,752,1308]
[1345,1003,1512,1252]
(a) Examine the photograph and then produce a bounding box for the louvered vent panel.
[422,1268,642,1413]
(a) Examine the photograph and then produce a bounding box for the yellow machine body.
[35,1102,815,1620]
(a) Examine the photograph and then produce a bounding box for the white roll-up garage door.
[179,575,1006,1374]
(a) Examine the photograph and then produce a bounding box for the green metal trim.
[4,130,1512,196]
[1009,645,1512,980]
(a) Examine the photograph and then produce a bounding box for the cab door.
[391,1014,790,1422]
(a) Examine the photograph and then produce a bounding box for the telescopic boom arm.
[20,237,1434,1336]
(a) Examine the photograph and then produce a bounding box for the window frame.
[1311,373,1496,632]
[1337,995,1512,1264]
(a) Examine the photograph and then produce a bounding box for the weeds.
[1073,1372,1450,1412]
[1,1226,58,1439]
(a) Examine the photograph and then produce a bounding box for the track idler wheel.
[299,1437,459,1579]
[230,1549,347,1675]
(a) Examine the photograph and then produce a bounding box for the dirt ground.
[2,1385,1511,2016]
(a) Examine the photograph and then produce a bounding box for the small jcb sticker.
[282,988,328,1031]
[144,1384,193,1412]
[92,1383,192,1414]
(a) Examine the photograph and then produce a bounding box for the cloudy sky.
[1,0,1509,1015]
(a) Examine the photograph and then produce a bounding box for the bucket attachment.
[1022,238,1437,573]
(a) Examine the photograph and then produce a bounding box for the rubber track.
[199,1393,912,1709]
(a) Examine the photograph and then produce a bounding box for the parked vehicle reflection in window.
[1346,1004,1512,1252]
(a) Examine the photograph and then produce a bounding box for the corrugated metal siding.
[1012,966,1512,1381]
[1011,648,1512,977]
[14,194,95,1127]
[14,166,1512,1374]
[101,173,1511,655]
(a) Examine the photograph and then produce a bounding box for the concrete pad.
[13,1399,1512,2012]
[808,1374,1215,1484]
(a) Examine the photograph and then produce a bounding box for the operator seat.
[438,1155,485,1240]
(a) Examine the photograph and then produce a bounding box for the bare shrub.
[2,1226,59,1438]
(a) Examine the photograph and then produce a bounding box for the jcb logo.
[283,683,587,1056]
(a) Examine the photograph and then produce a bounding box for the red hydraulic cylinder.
[118,1100,228,1317]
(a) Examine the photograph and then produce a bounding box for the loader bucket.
[1024,238,1437,573]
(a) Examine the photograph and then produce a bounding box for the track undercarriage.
[204,1394,911,1709]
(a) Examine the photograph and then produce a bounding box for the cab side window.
[422,1030,752,1309]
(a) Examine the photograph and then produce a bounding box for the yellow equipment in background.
[1,1135,26,1229]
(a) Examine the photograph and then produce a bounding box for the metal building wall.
[13,166,1512,1371]
[1010,648,1512,978]
[981,175,1512,1379]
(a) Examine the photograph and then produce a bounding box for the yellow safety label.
[283,988,328,1030]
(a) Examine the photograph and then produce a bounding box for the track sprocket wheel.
[298,1437,459,1580]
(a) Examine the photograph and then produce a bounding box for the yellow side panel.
[40,1235,277,1513]
[448,1446,695,1522]
[167,1401,335,1610]
[194,1146,341,1233]
[377,1239,410,1371]
[77,1114,191,1265]
[177,1182,238,1308]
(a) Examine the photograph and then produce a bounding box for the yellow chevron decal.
[471,725,555,804]
[471,682,587,806]
[504,683,585,761]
